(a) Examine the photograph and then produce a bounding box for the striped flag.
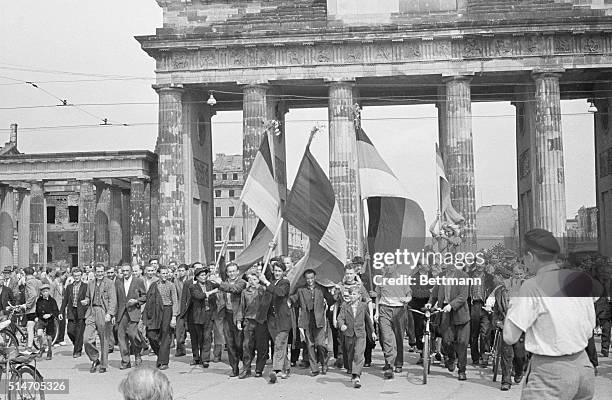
[356,128,425,270]
[241,134,281,232]
[283,146,347,265]
[285,238,344,293]
[233,219,273,273]
[436,143,465,225]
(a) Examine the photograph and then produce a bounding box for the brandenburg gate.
[137,0,612,264]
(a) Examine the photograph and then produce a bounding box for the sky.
[0,0,597,228]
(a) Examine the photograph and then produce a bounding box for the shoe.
[514,373,523,384]
[321,363,328,375]
[408,345,416,353]
[108,348,114,354]
[59,341,67,346]
[383,369,394,379]
[594,366,598,376]
[190,359,201,366]
[364,362,371,368]
[175,351,186,357]
[239,370,251,379]
[46,353,52,360]
[480,359,489,368]
[202,362,209,368]
[458,372,467,381]
[416,356,424,365]
[90,359,100,373]
[134,357,142,366]
[255,372,263,377]
[602,351,609,358]
[334,358,343,368]
[279,371,289,379]
[501,383,511,391]
[353,377,361,388]
[471,360,480,366]
[269,371,277,383]
[435,352,442,362]
[298,360,310,368]
[53,344,61,348]
[290,361,296,367]
[446,360,456,372]
[158,365,168,371]
[213,356,221,363]
[120,363,132,370]
[73,353,79,358]
[311,371,319,377]
[346,369,352,375]
[99,367,107,373]
[229,370,239,377]
[394,366,402,373]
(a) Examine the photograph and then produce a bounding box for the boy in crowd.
[36,283,59,360]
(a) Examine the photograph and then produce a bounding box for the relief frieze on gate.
[155,32,612,72]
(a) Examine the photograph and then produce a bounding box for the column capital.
[442,74,474,84]
[325,78,356,87]
[531,69,564,80]
[152,84,184,94]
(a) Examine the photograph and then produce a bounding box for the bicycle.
[491,327,502,382]
[0,347,45,399]
[0,306,59,353]
[410,307,442,384]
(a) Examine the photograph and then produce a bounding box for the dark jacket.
[115,276,147,322]
[216,278,247,313]
[35,296,59,324]
[337,301,373,338]
[236,285,267,324]
[428,269,470,325]
[189,282,214,324]
[290,283,334,330]
[0,284,15,313]
[266,278,292,332]
[60,281,88,320]
[179,279,195,319]
[143,281,164,330]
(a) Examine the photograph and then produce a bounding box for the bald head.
[118,366,173,400]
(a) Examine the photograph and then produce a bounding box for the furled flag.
[241,134,281,233]
[356,128,426,273]
[436,143,465,225]
[283,145,347,267]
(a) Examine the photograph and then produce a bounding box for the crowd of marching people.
[0,228,609,396]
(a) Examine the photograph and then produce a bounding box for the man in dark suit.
[188,267,216,368]
[0,271,15,313]
[290,269,335,376]
[115,264,147,369]
[426,262,470,381]
[59,267,88,357]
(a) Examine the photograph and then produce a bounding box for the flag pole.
[435,144,442,233]
[215,193,245,269]
[262,218,284,273]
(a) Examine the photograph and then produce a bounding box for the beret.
[524,229,560,255]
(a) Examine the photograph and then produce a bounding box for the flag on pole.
[241,134,281,232]
[285,238,344,293]
[283,146,347,265]
[233,219,274,273]
[436,143,465,225]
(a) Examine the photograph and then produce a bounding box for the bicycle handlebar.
[410,307,442,317]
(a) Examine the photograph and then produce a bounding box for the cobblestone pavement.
[13,340,612,400]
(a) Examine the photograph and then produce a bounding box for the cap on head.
[523,228,560,255]
[40,283,50,291]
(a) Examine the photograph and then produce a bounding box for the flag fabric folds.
[283,146,347,265]
[233,219,273,273]
[436,143,465,225]
[241,134,281,232]
[286,238,344,293]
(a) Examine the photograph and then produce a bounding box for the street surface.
[15,338,611,400]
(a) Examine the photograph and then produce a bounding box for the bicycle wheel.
[422,334,429,384]
[50,320,60,346]
[8,365,45,400]
[0,329,20,354]
[492,331,502,382]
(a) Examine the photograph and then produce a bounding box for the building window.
[215,251,219,261]
[229,206,235,216]
[47,247,53,262]
[215,207,221,217]
[229,251,236,261]
[68,246,78,268]
[215,227,222,241]
[213,173,217,181]
[214,190,221,198]
[228,190,234,198]
[222,173,227,180]
[46,206,56,224]
[232,173,238,180]
[229,227,235,241]
[68,206,79,223]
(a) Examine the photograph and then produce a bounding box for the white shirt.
[124,276,133,297]
[506,264,595,356]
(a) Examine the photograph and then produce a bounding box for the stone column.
[532,71,566,239]
[328,81,362,259]
[242,84,288,250]
[0,187,15,267]
[94,182,110,265]
[593,87,612,256]
[121,190,131,263]
[29,182,45,269]
[78,181,95,266]
[130,179,151,265]
[17,190,30,268]
[156,85,185,264]
[440,75,477,249]
[109,186,123,266]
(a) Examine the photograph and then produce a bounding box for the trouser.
[304,311,328,372]
[66,315,85,354]
[522,351,594,400]
[191,317,213,363]
[344,335,366,377]
[378,305,406,369]
[84,306,110,368]
[601,317,611,354]
[117,313,142,365]
[269,329,290,372]
[470,300,491,363]
[327,309,340,359]
[57,309,66,342]
[288,329,307,364]
[26,313,36,348]
[500,332,526,385]
[405,308,416,344]
[175,315,187,354]
[409,298,429,351]
[223,310,242,373]
[107,322,118,351]
[146,305,173,367]
[586,334,598,368]
[442,319,470,374]
[213,317,225,359]
[242,319,269,373]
